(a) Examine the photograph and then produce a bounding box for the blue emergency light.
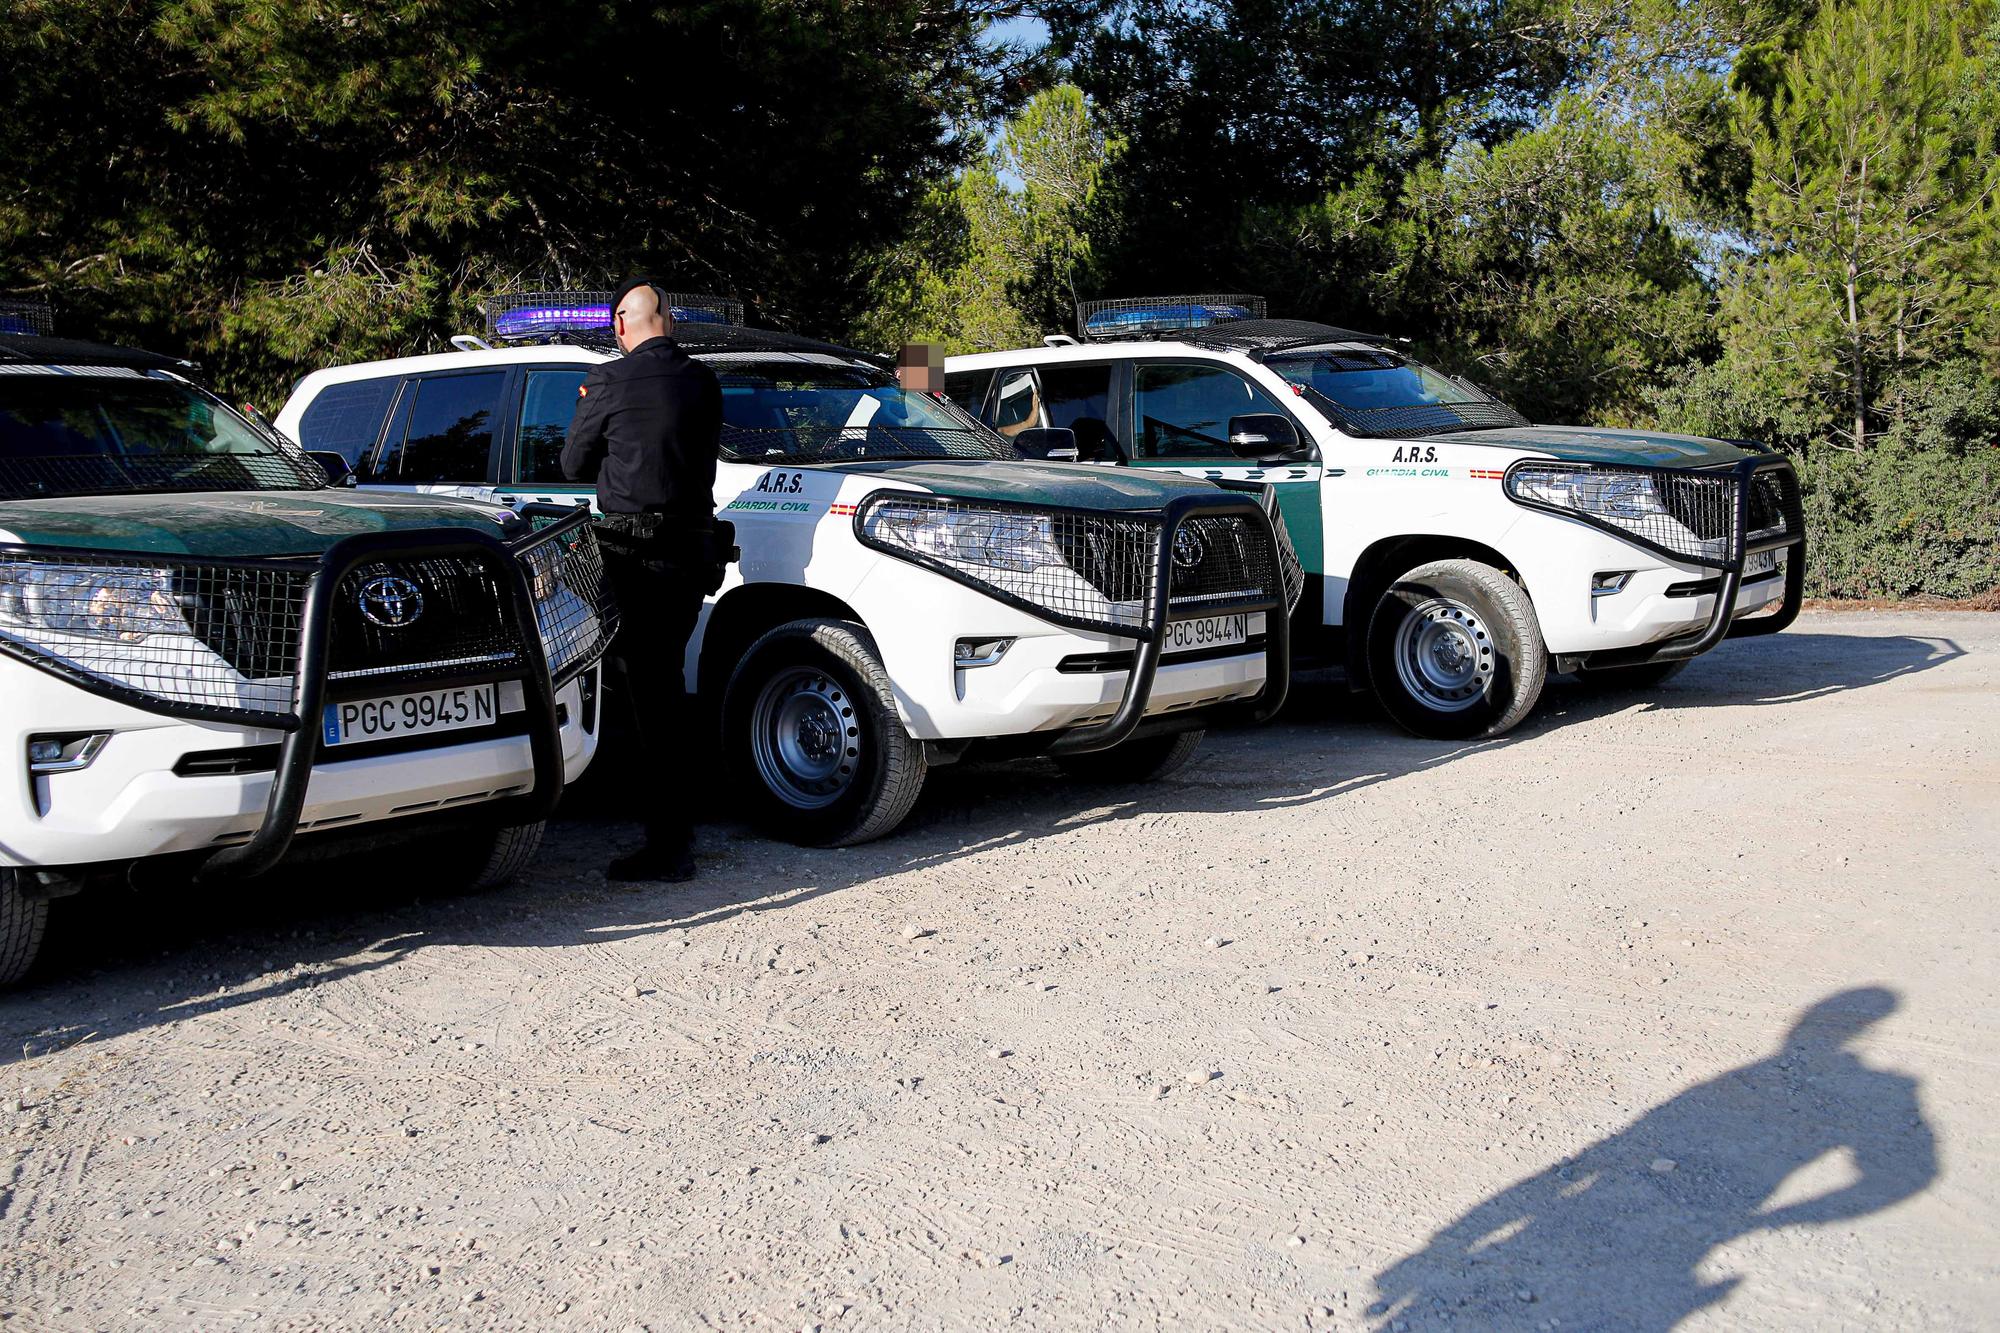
[0,299,55,337]
[482,290,745,341]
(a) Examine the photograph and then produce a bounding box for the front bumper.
[0,662,597,869]
[1509,454,1806,663]
[851,491,1292,751]
[0,512,614,876]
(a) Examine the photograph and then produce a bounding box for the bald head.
[613,283,671,353]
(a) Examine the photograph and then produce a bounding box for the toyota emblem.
[1172,528,1206,570]
[358,574,424,628]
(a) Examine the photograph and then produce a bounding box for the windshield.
[0,372,324,501]
[714,361,1020,464]
[1267,348,1528,439]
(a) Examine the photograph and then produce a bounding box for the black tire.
[724,618,926,847]
[1575,659,1690,690]
[1367,559,1547,739]
[1055,728,1205,783]
[407,820,546,893]
[0,869,50,989]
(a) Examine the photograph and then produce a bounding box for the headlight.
[0,564,188,643]
[1507,465,1663,520]
[860,500,1068,575]
[1505,463,1728,563]
[855,493,1147,633]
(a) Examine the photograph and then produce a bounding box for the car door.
[492,364,598,512]
[364,368,509,501]
[984,361,1126,463]
[1127,358,1326,573]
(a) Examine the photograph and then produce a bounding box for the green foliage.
[1650,357,2000,598]
[0,0,1016,402]
[1728,0,2000,449]
[851,86,1116,352]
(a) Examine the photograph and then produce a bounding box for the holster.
[595,512,738,594]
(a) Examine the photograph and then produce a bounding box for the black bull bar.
[1042,491,1292,756]
[199,523,571,881]
[1526,454,1807,670]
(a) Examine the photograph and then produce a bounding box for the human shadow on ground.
[1367,986,1937,1331]
[0,623,1969,1057]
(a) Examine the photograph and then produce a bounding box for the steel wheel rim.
[750,666,861,809]
[1393,596,1496,713]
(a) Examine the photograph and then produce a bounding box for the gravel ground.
[1,610,1994,1331]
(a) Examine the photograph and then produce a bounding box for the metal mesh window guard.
[0,451,324,501]
[1182,319,1395,355]
[0,301,54,337]
[482,290,744,341]
[719,423,1017,465]
[1303,392,1528,440]
[1077,295,1266,341]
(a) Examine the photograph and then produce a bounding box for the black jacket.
[561,335,722,521]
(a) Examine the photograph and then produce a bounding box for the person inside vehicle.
[562,277,726,882]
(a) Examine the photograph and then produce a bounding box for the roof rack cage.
[1075,294,1266,341]
[481,289,745,343]
[0,298,54,338]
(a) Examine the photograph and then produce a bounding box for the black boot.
[607,841,696,883]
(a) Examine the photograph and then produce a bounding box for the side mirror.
[306,450,357,486]
[1013,426,1080,462]
[1228,413,1309,463]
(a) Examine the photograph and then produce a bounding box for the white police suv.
[276,294,1299,847]
[0,335,616,984]
[946,297,1805,738]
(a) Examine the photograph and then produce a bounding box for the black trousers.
[599,544,705,847]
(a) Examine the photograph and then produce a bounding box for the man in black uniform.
[562,277,724,882]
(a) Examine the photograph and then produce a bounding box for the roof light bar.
[0,298,54,337]
[481,289,745,342]
[1076,294,1265,341]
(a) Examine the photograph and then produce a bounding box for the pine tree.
[1733,0,2000,451]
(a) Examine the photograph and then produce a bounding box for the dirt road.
[1,610,1994,1330]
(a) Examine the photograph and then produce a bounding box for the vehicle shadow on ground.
[1546,631,1964,713]
[0,625,1969,1060]
[1366,986,1937,1331]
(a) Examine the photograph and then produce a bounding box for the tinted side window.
[296,377,398,468]
[379,371,505,483]
[1036,363,1121,458]
[1134,362,1285,460]
[517,368,588,483]
[943,369,991,417]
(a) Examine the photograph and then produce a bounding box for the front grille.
[1748,467,1802,538]
[1167,514,1281,612]
[326,554,524,682]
